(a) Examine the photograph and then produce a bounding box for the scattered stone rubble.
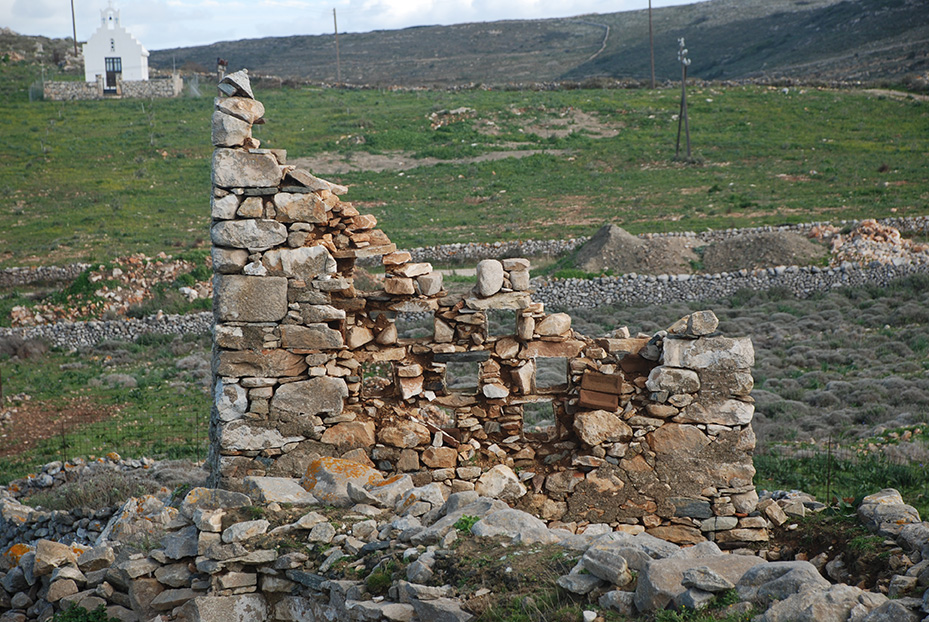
[2,470,928,621]
[206,71,763,549]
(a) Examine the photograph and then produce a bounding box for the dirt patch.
[290,149,567,175]
[763,512,901,591]
[0,396,116,458]
[701,232,829,273]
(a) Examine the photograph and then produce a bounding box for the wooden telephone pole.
[333,8,342,83]
[71,0,79,57]
[648,0,655,89]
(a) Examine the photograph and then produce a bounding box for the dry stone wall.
[209,70,763,546]
[43,75,182,101]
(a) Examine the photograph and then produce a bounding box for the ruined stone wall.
[43,75,182,101]
[209,70,764,546]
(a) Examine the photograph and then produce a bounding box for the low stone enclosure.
[42,74,182,101]
[208,70,762,546]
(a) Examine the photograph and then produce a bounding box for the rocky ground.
[1,456,928,622]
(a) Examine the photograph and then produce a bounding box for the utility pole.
[333,8,342,83]
[71,0,79,57]
[648,0,655,89]
[675,37,692,160]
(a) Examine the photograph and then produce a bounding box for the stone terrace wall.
[208,70,763,546]
[43,75,182,101]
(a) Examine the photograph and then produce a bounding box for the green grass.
[0,333,210,484]
[1,62,927,267]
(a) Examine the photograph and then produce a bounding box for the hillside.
[148,0,929,86]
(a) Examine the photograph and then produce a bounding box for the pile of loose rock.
[2,460,928,622]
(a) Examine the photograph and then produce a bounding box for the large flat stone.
[272,192,328,223]
[215,275,288,322]
[270,376,348,417]
[211,220,287,252]
[301,457,385,507]
[263,246,336,279]
[244,477,318,505]
[663,337,754,370]
[213,148,282,188]
[635,554,766,612]
[676,399,754,426]
[280,324,344,349]
[175,594,270,622]
[216,349,307,378]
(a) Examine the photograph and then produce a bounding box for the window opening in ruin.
[361,362,393,398]
[535,357,569,391]
[487,309,517,337]
[445,361,480,394]
[522,399,556,434]
[396,312,433,340]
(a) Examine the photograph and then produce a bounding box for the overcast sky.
[4,0,697,51]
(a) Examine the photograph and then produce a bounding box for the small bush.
[53,603,119,622]
[454,514,481,534]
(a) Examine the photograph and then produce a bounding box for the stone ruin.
[209,70,763,547]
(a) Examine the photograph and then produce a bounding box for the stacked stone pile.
[2,472,928,622]
[830,219,929,267]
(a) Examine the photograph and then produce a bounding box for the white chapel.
[83,2,149,91]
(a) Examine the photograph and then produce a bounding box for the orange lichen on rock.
[4,543,33,566]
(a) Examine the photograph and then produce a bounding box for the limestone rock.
[212,247,249,273]
[581,543,633,585]
[212,148,282,188]
[472,509,560,544]
[217,349,307,377]
[212,111,251,147]
[474,465,526,501]
[409,597,474,622]
[320,421,376,450]
[378,421,430,448]
[270,376,348,417]
[179,488,253,518]
[476,260,504,297]
[755,583,880,622]
[635,553,765,612]
[223,519,270,543]
[682,566,735,592]
[677,399,754,426]
[663,337,754,370]
[272,192,327,224]
[263,246,336,279]
[301,457,385,507]
[33,540,76,577]
[573,410,633,446]
[175,594,270,622]
[646,367,700,394]
[536,313,571,336]
[858,489,922,536]
[220,422,304,452]
[280,324,343,349]
[245,477,317,505]
[216,96,265,123]
[214,275,288,322]
[211,219,287,252]
[735,560,830,607]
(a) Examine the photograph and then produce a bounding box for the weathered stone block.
[215,275,288,322]
[217,349,307,378]
[573,410,633,446]
[212,148,282,188]
[663,337,754,370]
[273,192,328,223]
[280,324,343,349]
[263,246,336,279]
[270,376,348,417]
[212,111,251,147]
[211,219,287,251]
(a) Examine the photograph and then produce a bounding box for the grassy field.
[1,62,927,267]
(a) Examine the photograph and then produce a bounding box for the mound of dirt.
[573,224,698,275]
[701,231,828,273]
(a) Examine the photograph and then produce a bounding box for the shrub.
[53,603,119,622]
